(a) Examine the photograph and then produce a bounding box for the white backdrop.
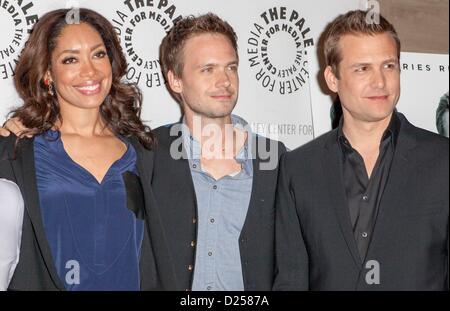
[0,0,447,150]
[398,52,449,134]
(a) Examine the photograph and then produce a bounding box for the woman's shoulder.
[0,133,15,144]
[0,134,35,162]
[125,135,154,154]
[0,134,16,157]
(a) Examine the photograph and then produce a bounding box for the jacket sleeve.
[273,152,309,290]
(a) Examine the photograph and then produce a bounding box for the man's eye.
[228,65,238,72]
[202,67,212,73]
[384,63,397,69]
[356,66,368,72]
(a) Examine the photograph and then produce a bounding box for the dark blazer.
[273,113,449,291]
[150,123,287,291]
[0,134,160,290]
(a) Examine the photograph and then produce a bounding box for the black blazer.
[150,124,286,291]
[0,134,160,290]
[274,113,449,290]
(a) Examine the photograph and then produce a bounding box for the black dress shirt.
[338,113,400,261]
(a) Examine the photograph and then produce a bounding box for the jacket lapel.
[11,138,65,290]
[322,132,363,268]
[153,125,198,289]
[240,156,262,240]
[362,115,418,254]
[166,124,198,211]
[354,114,418,289]
[169,126,199,237]
[240,136,271,239]
[372,115,417,220]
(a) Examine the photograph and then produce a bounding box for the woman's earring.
[44,79,54,96]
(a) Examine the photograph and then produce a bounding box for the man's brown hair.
[323,10,401,78]
[160,13,238,103]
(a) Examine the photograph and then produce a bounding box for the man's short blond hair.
[323,10,401,78]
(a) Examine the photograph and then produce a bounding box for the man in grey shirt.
[148,13,286,291]
[182,115,254,290]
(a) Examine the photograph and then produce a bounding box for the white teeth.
[77,84,99,91]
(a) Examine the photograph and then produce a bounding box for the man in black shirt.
[273,10,448,290]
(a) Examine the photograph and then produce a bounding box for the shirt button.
[213,185,217,190]
[190,241,196,247]
[188,265,194,271]
[208,251,213,256]
[192,164,197,169]
[207,286,212,291]
[210,218,215,223]
[192,218,197,224]
[362,195,369,201]
[362,232,368,238]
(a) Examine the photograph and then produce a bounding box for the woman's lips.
[74,82,101,95]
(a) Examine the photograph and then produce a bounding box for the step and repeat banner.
[397,52,449,137]
[0,0,448,149]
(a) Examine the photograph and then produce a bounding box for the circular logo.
[112,0,182,89]
[247,7,314,95]
[0,0,38,80]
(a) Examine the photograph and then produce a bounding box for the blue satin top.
[33,130,144,291]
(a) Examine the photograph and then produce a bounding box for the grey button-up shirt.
[182,115,254,291]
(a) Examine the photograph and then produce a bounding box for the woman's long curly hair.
[11,8,154,149]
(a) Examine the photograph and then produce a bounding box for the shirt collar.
[181,114,254,176]
[337,110,401,149]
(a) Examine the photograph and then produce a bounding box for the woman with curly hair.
[0,8,160,291]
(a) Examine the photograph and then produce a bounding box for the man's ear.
[324,66,339,93]
[167,70,182,94]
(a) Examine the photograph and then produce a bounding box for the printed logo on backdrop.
[247,7,314,95]
[0,0,38,80]
[112,0,182,89]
